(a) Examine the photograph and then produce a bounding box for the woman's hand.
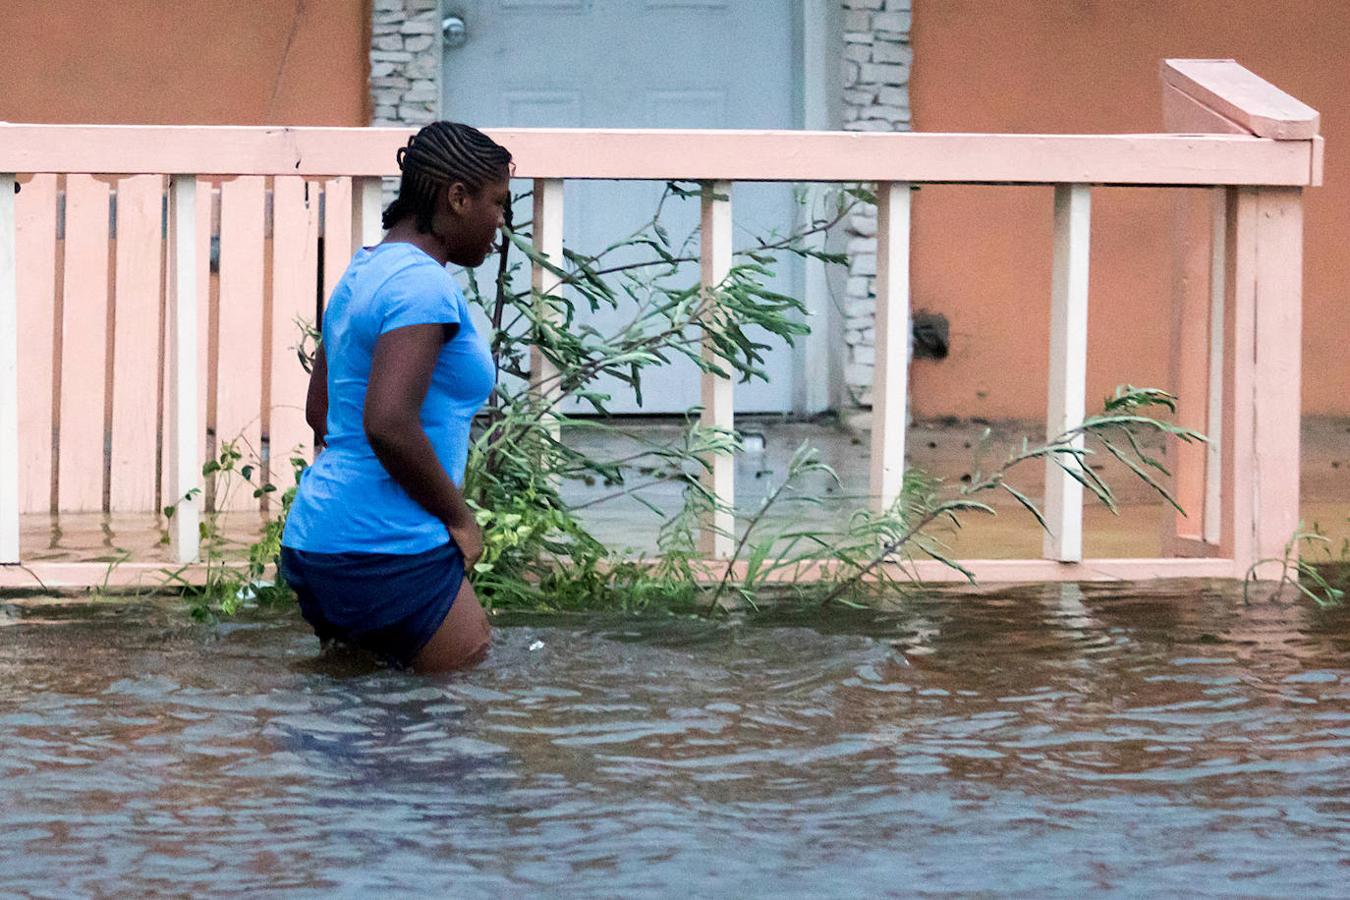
[448,517,484,570]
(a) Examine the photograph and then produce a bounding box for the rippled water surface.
[1,584,1347,896]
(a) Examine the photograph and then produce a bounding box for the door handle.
[442,15,468,48]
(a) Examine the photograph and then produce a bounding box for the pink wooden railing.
[0,60,1323,588]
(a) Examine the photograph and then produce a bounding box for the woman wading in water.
[279,122,511,672]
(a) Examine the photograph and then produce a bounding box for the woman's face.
[442,175,510,268]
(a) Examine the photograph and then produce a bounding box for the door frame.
[796,0,843,414]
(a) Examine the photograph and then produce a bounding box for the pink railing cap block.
[1162,59,1319,140]
[1161,83,1250,136]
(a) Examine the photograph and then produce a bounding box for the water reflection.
[0,586,1346,895]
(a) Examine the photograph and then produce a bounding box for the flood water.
[1,584,1347,896]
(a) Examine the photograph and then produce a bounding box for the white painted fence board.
[110,175,164,510]
[1043,184,1091,562]
[58,175,110,512]
[352,176,384,251]
[215,177,266,512]
[168,176,201,563]
[870,182,911,513]
[1219,187,1258,568]
[322,177,353,306]
[1204,187,1227,546]
[268,177,320,488]
[1250,187,1303,565]
[0,174,19,561]
[530,178,564,433]
[699,181,734,559]
[13,174,56,516]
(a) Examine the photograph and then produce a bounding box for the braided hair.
[382,121,513,232]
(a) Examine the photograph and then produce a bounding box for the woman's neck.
[381,221,450,266]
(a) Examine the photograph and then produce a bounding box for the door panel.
[443,0,800,412]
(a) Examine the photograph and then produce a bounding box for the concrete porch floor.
[13,417,1349,576]
[559,415,1350,561]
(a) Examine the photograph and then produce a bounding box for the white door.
[442,0,802,413]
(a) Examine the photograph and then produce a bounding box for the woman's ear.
[445,181,471,216]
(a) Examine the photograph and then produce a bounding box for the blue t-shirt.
[282,243,494,554]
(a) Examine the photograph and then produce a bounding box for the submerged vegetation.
[159,440,301,621]
[145,181,1338,621]
[1245,523,1350,607]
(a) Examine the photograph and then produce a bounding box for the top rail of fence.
[0,124,1318,185]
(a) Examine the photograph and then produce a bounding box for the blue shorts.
[278,541,465,668]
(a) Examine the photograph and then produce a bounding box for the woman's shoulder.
[364,243,451,285]
[350,245,457,306]
[357,246,465,333]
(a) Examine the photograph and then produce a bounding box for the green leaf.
[1100,437,1184,514]
[1002,483,1048,532]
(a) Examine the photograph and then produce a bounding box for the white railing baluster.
[530,178,564,433]
[351,176,384,251]
[1044,183,1091,562]
[1220,187,1259,568]
[168,175,201,564]
[699,181,735,559]
[871,181,911,513]
[0,174,19,563]
[1249,186,1304,568]
[1203,187,1226,545]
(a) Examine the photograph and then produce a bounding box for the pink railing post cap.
[1162,59,1320,140]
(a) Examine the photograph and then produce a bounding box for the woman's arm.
[306,344,329,449]
[362,323,483,566]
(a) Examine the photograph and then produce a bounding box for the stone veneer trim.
[840,0,911,407]
[369,0,443,202]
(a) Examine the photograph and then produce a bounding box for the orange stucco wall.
[0,1,369,126]
[909,0,1348,419]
